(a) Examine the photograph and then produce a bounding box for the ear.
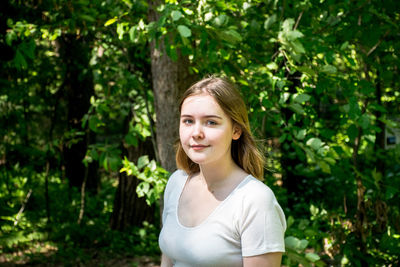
[232,125,242,140]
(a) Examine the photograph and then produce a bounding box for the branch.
[367,30,390,57]
[294,11,304,30]
[14,189,32,226]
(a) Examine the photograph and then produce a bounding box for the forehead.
[182,93,221,110]
[181,94,224,114]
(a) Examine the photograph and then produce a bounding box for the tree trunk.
[59,33,99,192]
[280,71,304,209]
[373,69,388,233]
[148,0,197,173]
[110,169,155,230]
[110,133,156,230]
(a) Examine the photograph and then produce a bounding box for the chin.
[187,155,209,165]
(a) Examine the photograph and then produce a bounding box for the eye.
[182,119,193,125]
[206,120,217,126]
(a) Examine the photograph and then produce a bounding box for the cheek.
[179,126,188,142]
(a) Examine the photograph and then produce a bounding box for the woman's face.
[179,94,241,167]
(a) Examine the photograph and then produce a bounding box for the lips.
[190,144,209,150]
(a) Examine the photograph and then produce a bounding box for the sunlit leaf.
[171,10,183,21]
[305,252,320,262]
[264,14,277,30]
[104,17,117,26]
[177,25,191,38]
[320,65,337,74]
[306,138,323,150]
[137,155,149,169]
[294,94,311,103]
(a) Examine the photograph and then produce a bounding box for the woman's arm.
[243,252,282,267]
[160,253,173,267]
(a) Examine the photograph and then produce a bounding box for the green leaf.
[287,216,295,228]
[104,17,117,26]
[282,18,295,32]
[358,114,370,130]
[204,12,213,22]
[266,62,278,70]
[306,138,323,150]
[296,66,317,77]
[318,160,331,173]
[279,92,290,104]
[117,23,125,39]
[264,14,277,30]
[166,44,178,61]
[285,236,301,250]
[289,103,305,114]
[286,30,304,41]
[103,157,108,171]
[295,129,307,140]
[171,10,183,21]
[90,149,99,161]
[340,41,349,50]
[125,134,138,147]
[20,39,35,59]
[294,94,311,103]
[79,14,96,22]
[14,49,27,69]
[291,40,306,54]
[183,8,193,15]
[214,14,227,27]
[218,29,242,44]
[137,155,149,169]
[349,97,361,119]
[149,160,157,172]
[321,65,337,74]
[129,26,136,42]
[347,124,358,142]
[177,25,191,38]
[310,204,319,216]
[279,133,287,143]
[6,31,17,46]
[298,239,309,250]
[305,252,320,262]
[109,157,121,171]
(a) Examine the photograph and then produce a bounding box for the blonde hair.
[175,77,265,180]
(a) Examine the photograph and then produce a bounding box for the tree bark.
[110,103,156,230]
[280,70,304,209]
[148,0,197,173]
[110,134,156,230]
[58,33,99,192]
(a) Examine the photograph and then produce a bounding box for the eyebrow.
[181,114,223,119]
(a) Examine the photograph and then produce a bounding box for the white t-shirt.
[159,170,286,267]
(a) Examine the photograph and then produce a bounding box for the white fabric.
[159,170,286,267]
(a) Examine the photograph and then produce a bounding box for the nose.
[192,123,204,139]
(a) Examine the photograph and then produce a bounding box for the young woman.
[158,77,286,267]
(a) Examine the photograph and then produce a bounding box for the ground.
[0,246,160,267]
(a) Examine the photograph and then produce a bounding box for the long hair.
[175,76,265,180]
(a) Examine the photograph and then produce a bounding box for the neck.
[198,157,241,189]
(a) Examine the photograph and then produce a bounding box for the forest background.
[1,0,399,266]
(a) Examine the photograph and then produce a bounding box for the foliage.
[120,155,169,205]
[0,167,161,264]
[1,0,400,266]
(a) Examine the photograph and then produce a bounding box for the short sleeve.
[238,182,286,257]
[161,169,187,224]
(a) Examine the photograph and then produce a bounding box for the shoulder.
[164,169,188,195]
[167,169,188,185]
[162,169,189,206]
[234,176,287,234]
[237,176,278,205]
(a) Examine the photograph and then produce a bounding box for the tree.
[59,33,99,191]
[148,0,197,173]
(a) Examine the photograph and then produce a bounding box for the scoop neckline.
[175,174,252,230]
